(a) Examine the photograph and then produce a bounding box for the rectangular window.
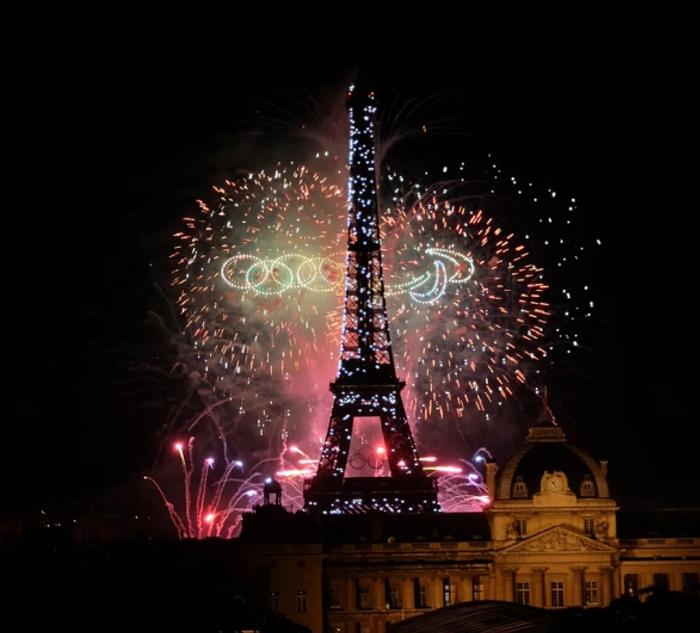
[624,574,638,597]
[419,584,428,608]
[515,519,527,537]
[515,582,530,605]
[653,573,669,591]
[682,573,698,594]
[269,591,279,612]
[329,583,342,609]
[442,577,452,607]
[472,576,485,601]
[296,590,308,614]
[413,578,428,608]
[584,518,595,534]
[357,582,371,610]
[585,580,599,605]
[550,581,564,608]
[388,583,401,609]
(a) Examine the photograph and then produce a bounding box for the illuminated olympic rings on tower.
[221,253,345,296]
[220,247,475,305]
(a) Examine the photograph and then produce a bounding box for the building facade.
[241,424,700,633]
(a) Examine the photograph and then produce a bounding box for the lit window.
[442,577,454,607]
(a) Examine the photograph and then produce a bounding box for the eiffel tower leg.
[316,398,353,480]
[380,390,424,477]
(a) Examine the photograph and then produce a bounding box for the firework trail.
[435,447,493,512]
[145,433,325,538]
[145,437,262,539]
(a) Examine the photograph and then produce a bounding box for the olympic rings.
[221,247,476,304]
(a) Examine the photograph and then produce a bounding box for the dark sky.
[5,39,697,513]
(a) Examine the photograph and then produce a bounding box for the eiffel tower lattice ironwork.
[303,81,439,514]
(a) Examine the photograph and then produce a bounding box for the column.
[532,567,548,608]
[487,573,496,600]
[502,568,517,602]
[572,567,586,606]
[431,576,442,608]
[402,577,413,610]
[374,578,384,609]
[599,567,614,606]
[612,559,622,599]
[462,576,472,602]
[347,578,355,612]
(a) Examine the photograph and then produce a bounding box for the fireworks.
[171,155,565,439]
[382,183,549,421]
[145,435,325,538]
[436,447,494,512]
[145,438,262,538]
[163,96,597,522]
[171,160,347,439]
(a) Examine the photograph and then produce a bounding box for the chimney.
[486,460,498,500]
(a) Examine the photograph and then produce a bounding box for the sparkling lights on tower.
[303,81,439,514]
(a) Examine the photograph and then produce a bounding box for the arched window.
[513,476,528,498]
[580,474,595,497]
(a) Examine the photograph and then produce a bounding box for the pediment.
[501,525,615,554]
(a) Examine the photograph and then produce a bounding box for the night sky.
[6,40,696,515]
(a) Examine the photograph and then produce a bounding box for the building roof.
[391,600,556,633]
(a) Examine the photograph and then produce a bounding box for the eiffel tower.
[303,81,439,514]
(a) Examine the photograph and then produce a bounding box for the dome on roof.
[494,425,610,501]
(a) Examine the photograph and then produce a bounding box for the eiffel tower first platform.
[303,81,439,514]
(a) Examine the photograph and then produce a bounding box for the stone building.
[240,424,700,633]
